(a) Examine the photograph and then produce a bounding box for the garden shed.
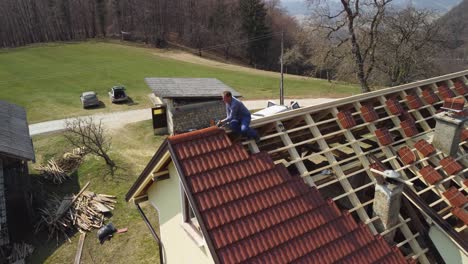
[0,100,35,247]
[146,78,241,135]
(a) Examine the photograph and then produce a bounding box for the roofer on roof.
[218,91,260,142]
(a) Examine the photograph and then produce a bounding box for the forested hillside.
[0,0,298,70]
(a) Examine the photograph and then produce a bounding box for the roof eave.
[125,139,170,202]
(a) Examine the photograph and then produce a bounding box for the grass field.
[29,120,164,263]
[0,41,359,123]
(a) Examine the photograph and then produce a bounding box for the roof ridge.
[242,212,360,263]
[214,198,335,250]
[168,126,224,144]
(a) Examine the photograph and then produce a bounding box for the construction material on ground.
[74,233,86,264]
[36,147,87,184]
[36,159,68,184]
[36,181,117,240]
[7,242,34,264]
[72,191,116,232]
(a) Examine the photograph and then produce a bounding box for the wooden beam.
[74,233,86,264]
[304,114,377,234]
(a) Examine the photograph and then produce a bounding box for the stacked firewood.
[36,182,117,240]
[36,159,68,184]
[36,147,87,184]
[72,191,116,232]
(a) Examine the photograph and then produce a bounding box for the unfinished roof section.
[168,127,409,264]
[238,70,468,261]
[145,78,241,99]
[0,100,35,161]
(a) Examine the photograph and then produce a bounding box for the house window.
[181,185,204,246]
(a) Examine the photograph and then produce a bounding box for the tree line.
[0,0,455,91]
[0,0,298,70]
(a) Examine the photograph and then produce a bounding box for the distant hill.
[438,0,468,43]
[281,0,462,17]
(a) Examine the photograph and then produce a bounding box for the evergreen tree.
[239,0,271,66]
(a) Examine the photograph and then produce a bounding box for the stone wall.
[169,100,226,134]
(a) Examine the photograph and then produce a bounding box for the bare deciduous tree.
[308,0,392,93]
[375,7,442,85]
[65,117,115,175]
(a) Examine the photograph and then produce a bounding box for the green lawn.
[29,120,164,264]
[0,41,359,123]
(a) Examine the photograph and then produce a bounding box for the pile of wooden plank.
[36,182,117,240]
[36,159,69,184]
[72,191,116,232]
[36,147,87,184]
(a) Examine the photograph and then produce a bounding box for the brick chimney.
[432,112,468,156]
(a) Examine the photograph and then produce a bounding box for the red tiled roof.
[168,127,408,264]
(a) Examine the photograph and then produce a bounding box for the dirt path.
[153,50,313,81]
[29,98,337,136]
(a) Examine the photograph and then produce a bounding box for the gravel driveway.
[29,98,337,136]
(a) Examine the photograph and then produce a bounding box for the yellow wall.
[429,226,467,264]
[147,162,214,264]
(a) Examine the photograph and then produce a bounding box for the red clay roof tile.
[438,85,456,99]
[360,104,379,122]
[422,88,439,105]
[168,127,408,264]
[452,207,468,225]
[442,187,468,208]
[414,140,436,157]
[419,166,442,185]
[440,157,463,175]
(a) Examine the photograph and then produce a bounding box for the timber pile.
[8,243,34,264]
[36,147,87,184]
[72,191,117,232]
[36,159,68,184]
[36,182,117,240]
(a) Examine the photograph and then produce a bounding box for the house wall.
[428,225,467,264]
[0,158,8,247]
[147,162,214,264]
[167,100,226,135]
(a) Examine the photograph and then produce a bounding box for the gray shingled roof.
[0,100,35,161]
[145,78,241,98]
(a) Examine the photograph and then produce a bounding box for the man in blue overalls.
[218,91,259,142]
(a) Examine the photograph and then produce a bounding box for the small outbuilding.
[146,78,241,135]
[0,100,35,247]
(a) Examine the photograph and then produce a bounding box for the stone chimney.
[372,170,404,242]
[432,112,468,156]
